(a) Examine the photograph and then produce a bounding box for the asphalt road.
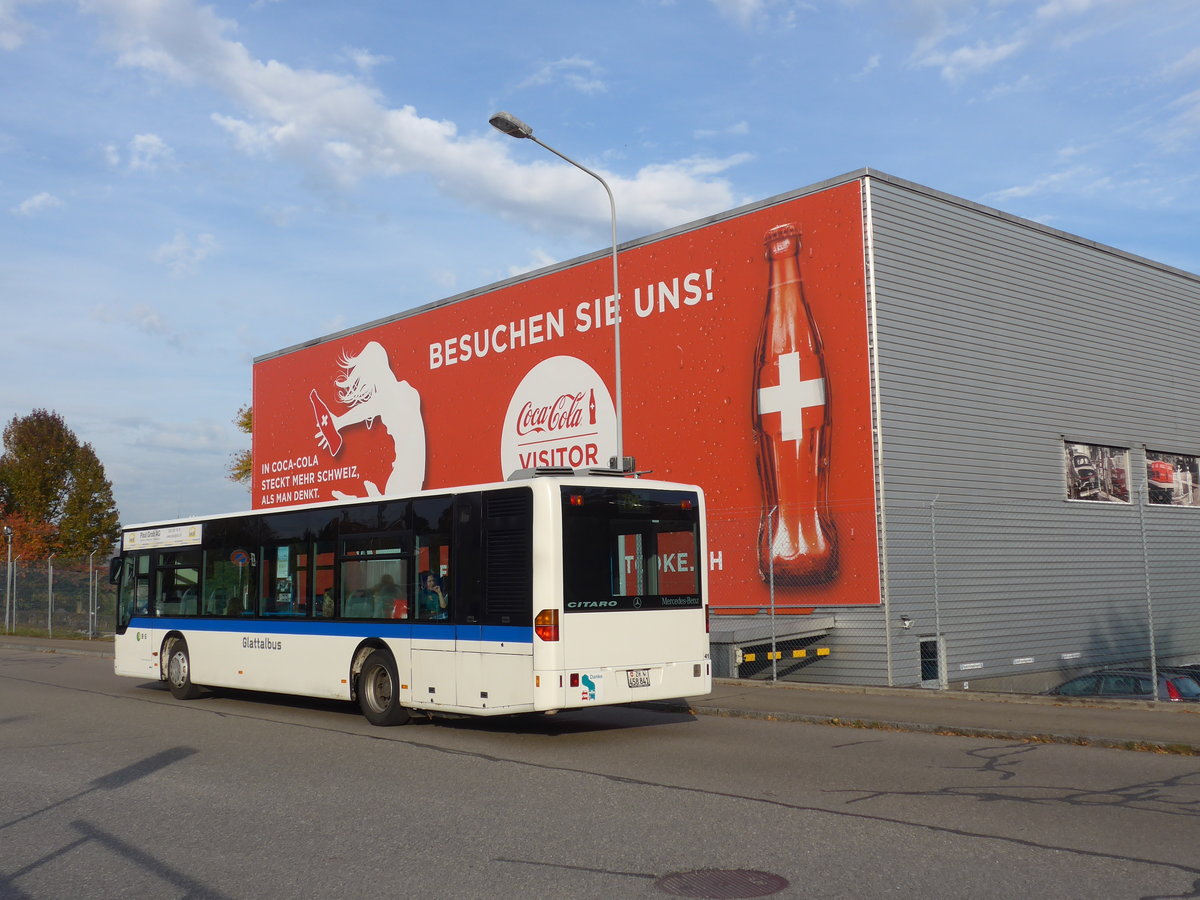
[3,647,1198,899]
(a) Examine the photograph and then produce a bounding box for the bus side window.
[414,496,453,621]
[156,550,200,618]
[205,548,256,616]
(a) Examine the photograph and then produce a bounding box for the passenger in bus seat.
[373,573,404,618]
[417,571,447,620]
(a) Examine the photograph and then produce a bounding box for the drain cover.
[655,868,789,898]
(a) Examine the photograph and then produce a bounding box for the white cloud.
[154,230,218,276]
[1158,88,1200,152]
[344,47,391,74]
[710,0,808,29]
[854,54,882,80]
[11,191,62,216]
[0,0,36,50]
[710,0,764,27]
[1162,47,1200,80]
[693,121,750,139]
[128,132,174,170]
[516,57,607,95]
[81,0,744,239]
[1033,0,1118,20]
[507,248,558,278]
[987,166,1095,202]
[917,38,1023,83]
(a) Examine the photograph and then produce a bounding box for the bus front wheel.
[358,650,411,726]
[165,639,202,701]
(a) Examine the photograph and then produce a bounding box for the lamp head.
[489,111,534,139]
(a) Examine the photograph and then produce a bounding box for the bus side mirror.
[108,557,123,586]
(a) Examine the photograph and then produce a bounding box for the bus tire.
[358,650,410,726]
[165,639,202,701]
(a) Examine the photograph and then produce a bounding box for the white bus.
[110,470,711,725]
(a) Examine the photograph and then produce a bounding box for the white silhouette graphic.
[312,341,426,499]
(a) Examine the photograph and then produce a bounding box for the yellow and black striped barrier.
[738,647,830,664]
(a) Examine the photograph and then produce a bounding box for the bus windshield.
[560,485,702,611]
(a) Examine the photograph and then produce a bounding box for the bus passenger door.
[411,494,458,707]
[451,492,487,709]
[114,553,157,678]
[456,487,535,711]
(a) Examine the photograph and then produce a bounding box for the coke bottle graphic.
[753,223,837,584]
[310,389,343,456]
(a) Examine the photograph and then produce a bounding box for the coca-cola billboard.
[253,180,880,608]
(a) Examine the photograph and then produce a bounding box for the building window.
[1146,450,1200,506]
[1064,442,1129,503]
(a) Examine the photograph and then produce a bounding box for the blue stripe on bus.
[130,617,533,644]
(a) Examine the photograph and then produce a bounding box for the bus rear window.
[561,486,702,612]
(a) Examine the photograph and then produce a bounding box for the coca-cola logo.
[516,392,592,436]
[502,356,615,476]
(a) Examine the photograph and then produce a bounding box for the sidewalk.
[0,634,115,659]
[658,679,1200,754]
[3,636,1196,753]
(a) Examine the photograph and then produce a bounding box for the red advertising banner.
[253,181,881,608]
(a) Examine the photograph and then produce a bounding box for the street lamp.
[488,111,628,471]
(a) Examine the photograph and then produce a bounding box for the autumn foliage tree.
[0,409,120,558]
[227,404,253,486]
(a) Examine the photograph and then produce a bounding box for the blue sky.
[3,0,1199,527]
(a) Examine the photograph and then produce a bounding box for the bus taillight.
[534,609,560,642]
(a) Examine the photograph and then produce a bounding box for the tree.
[0,409,77,527]
[227,404,253,486]
[58,442,121,557]
[0,409,121,557]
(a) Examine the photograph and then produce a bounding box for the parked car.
[1045,669,1200,701]
[1130,666,1200,691]
[1147,460,1175,503]
[1069,454,1099,499]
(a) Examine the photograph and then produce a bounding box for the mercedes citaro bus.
[110,470,711,725]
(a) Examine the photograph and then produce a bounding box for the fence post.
[3,527,11,633]
[767,505,778,683]
[47,554,55,639]
[1136,485,1159,699]
[930,495,946,690]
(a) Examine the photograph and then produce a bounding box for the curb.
[0,639,114,660]
[646,700,1200,755]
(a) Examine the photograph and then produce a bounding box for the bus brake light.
[534,609,560,642]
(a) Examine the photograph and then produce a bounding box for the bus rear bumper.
[535,657,711,711]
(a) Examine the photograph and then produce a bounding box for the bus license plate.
[627,668,651,688]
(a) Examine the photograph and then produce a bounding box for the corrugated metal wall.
[861,173,1200,689]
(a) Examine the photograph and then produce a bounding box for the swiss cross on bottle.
[753,223,837,584]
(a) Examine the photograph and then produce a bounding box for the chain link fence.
[705,498,1200,698]
[2,555,117,639]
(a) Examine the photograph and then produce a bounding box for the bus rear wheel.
[165,639,202,701]
[358,650,411,726]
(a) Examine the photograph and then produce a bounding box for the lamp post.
[488,111,627,471]
[88,548,98,639]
